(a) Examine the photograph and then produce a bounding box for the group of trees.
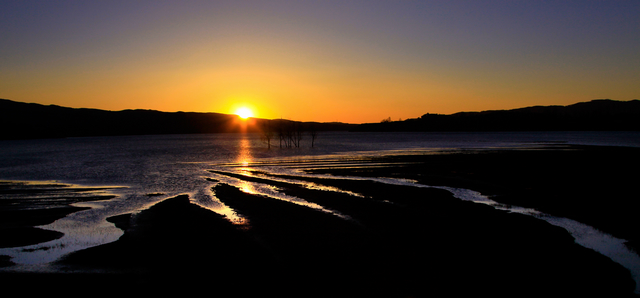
[260,119,318,149]
[380,117,402,123]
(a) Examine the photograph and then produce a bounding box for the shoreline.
[0,181,117,252]
[303,144,640,252]
[0,145,638,296]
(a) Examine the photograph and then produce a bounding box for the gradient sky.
[1,1,639,123]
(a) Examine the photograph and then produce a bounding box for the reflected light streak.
[248,171,366,198]
[210,170,353,221]
[237,137,252,167]
[194,182,249,226]
[238,180,258,195]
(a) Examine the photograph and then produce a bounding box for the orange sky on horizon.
[1,1,638,124]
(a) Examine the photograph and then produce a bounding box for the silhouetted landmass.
[354,99,640,132]
[2,98,639,140]
[0,99,355,140]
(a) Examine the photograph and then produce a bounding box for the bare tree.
[294,122,303,148]
[278,119,294,148]
[277,119,285,148]
[272,118,308,149]
[260,120,275,149]
[309,124,318,147]
[284,121,293,148]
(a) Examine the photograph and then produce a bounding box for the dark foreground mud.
[1,145,638,297]
[305,145,640,252]
[0,181,116,249]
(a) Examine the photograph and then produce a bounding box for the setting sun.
[235,107,254,119]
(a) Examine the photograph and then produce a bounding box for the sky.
[1,1,639,123]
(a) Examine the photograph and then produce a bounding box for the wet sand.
[0,181,116,250]
[1,145,638,297]
[304,145,640,253]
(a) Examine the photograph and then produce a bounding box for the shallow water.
[430,186,640,294]
[1,131,639,291]
[210,158,640,294]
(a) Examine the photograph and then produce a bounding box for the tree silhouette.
[260,120,275,149]
[294,122,303,148]
[271,119,306,148]
[309,124,318,147]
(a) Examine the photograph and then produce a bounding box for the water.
[1,131,639,290]
[427,186,640,293]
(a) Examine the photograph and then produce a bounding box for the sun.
[235,107,254,119]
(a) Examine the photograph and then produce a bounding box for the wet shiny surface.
[1,132,639,294]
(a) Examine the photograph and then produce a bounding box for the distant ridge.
[354,99,640,132]
[0,99,354,140]
[1,99,638,140]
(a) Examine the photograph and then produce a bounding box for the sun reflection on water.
[237,137,252,167]
[235,137,257,194]
[208,136,256,226]
[238,180,257,194]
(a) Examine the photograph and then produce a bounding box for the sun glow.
[235,107,254,119]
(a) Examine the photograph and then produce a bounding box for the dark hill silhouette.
[0,99,355,140]
[2,98,639,140]
[354,99,640,132]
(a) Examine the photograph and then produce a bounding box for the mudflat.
[1,145,638,297]
[305,145,640,252]
[0,181,116,249]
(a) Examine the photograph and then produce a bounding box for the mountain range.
[355,99,640,132]
[1,98,638,140]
